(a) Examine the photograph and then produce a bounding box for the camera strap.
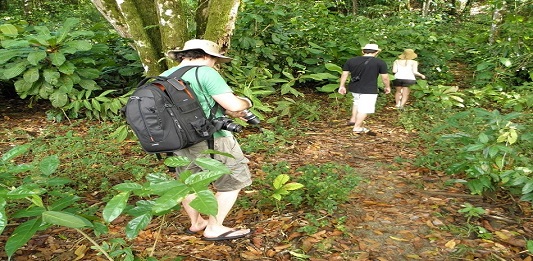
[351,57,372,82]
[192,66,221,159]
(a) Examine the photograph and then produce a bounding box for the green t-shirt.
[161,66,233,138]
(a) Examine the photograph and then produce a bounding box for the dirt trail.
[1,95,531,261]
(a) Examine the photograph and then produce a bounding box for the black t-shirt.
[342,56,388,94]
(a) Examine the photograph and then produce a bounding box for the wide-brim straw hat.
[399,49,418,60]
[167,39,232,63]
[362,43,381,51]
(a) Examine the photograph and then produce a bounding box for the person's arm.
[338,71,350,94]
[392,60,398,74]
[412,61,425,79]
[212,93,251,112]
[381,73,391,94]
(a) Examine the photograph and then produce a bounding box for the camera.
[212,117,243,133]
[242,109,260,125]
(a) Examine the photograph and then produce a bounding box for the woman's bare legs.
[399,87,410,107]
[395,87,403,107]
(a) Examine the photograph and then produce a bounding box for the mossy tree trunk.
[90,0,241,76]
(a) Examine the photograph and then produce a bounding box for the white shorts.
[351,93,378,114]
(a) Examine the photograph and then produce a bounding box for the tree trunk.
[422,0,431,16]
[351,0,358,15]
[90,0,240,75]
[489,2,505,45]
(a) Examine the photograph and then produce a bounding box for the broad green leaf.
[0,23,18,35]
[23,67,40,83]
[7,185,44,199]
[50,91,68,107]
[325,63,342,72]
[146,173,173,183]
[0,198,6,234]
[508,129,518,144]
[127,200,155,216]
[58,61,76,74]
[301,72,336,81]
[30,195,44,208]
[111,125,129,142]
[164,156,191,168]
[91,99,101,112]
[79,79,98,90]
[27,50,47,65]
[44,177,72,186]
[147,180,183,195]
[282,182,304,191]
[125,213,152,239]
[77,68,100,79]
[316,83,339,93]
[3,61,27,79]
[39,82,54,99]
[194,157,231,173]
[57,18,79,43]
[273,174,290,189]
[1,39,30,48]
[49,195,81,211]
[1,144,30,162]
[523,181,533,194]
[0,49,25,64]
[11,206,45,218]
[39,155,60,176]
[152,184,189,213]
[103,191,130,223]
[64,40,92,52]
[466,144,485,151]
[113,182,143,192]
[499,58,512,67]
[43,69,60,85]
[189,190,217,216]
[28,34,52,47]
[185,170,226,190]
[42,211,92,228]
[5,218,43,258]
[49,52,66,66]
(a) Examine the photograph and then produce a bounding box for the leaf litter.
[0,94,532,261]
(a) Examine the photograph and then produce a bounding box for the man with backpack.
[338,43,391,135]
[162,39,253,241]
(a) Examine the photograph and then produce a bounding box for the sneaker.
[352,127,370,134]
[352,127,377,136]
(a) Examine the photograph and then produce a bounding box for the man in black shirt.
[338,43,391,134]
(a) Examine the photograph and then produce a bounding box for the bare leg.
[399,87,410,107]
[182,194,208,232]
[353,112,368,130]
[395,87,403,107]
[349,103,358,123]
[203,190,250,238]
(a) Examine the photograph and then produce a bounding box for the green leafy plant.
[271,174,304,213]
[292,163,361,214]
[102,153,229,239]
[410,81,465,109]
[421,109,532,202]
[458,203,486,223]
[0,18,130,120]
[0,145,114,260]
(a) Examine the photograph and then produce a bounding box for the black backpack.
[123,66,219,155]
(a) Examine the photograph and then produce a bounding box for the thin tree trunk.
[489,2,505,45]
[352,0,358,15]
[422,0,431,16]
[203,0,240,51]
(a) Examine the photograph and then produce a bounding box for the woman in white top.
[392,49,425,109]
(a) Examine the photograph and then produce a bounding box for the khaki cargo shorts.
[173,136,252,192]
